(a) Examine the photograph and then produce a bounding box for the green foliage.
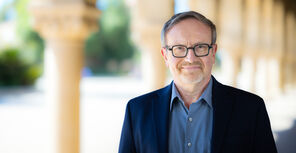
[0,48,41,86]
[85,0,135,75]
[15,0,44,64]
[0,0,44,86]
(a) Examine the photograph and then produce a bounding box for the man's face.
[161,18,217,86]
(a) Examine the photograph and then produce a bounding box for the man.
[119,11,277,153]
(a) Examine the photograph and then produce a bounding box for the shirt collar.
[170,77,213,111]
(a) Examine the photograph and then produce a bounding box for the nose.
[185,48,196,62]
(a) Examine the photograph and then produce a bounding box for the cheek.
[168,58,182,71]
[173,59,182,69]
[203,57,215,70]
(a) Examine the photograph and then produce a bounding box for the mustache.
[178,61,203,69]
[179,61,203,68]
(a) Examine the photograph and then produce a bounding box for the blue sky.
[175,0,190,13]
[0,0,14,9]
[0,0,16,21]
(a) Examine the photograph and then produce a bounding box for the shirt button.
[188,117,193,122]
[188,142,192,147]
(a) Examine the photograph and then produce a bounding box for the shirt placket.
[184,105,194,153]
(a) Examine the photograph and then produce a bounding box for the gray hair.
[161,11,217,47]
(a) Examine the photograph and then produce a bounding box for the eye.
[197,45,207,49]
[174,46,186,51]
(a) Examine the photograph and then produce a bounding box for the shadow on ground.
[276,119,296,153]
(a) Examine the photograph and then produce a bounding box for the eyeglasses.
[166,43,213,58]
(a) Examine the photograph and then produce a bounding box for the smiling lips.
[182,65,201,69]
[181,65,202,70]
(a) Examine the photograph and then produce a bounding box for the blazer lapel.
[211,77,236,153]
[153,83,172,153]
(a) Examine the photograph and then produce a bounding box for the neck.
[174,77,211,109]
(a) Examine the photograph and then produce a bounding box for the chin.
[180,74,204,84]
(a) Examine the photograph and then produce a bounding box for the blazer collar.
[211,76,236,153]
[153,82,172,153]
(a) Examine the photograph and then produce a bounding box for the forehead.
[166,18,212,45]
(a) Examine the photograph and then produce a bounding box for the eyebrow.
[170,42,211,47]
[192,42,211,46]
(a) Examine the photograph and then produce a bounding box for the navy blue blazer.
[119,77,277,153]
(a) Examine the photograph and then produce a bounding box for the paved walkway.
[0,76,295,153]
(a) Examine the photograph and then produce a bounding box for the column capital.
[30,2,100,41]
[130,0,174,47]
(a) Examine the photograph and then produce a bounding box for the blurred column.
[188,0,218,22]
[129,0,174,91]
[218,0,243,86]
[294,16,296,85]
[30,1,99,153]
[268,0,285,95]
[257,0,274,97]
[240,0,260,92]
[285,12,295,89]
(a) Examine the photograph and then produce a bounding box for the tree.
[0,0,44,86]
[85,0,136,75]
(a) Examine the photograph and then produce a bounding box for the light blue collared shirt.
[168,78,213,153]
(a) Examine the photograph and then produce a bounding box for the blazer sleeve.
[253,99,277,153]
[119,102,136,153]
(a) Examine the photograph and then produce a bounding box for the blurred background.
[0,0,295,153]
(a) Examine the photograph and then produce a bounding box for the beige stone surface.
[29,1,100,153]
[130,0,174,91]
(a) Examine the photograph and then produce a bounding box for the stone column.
[285,12,295,89]
[240,0,261,92]
[257,0,274,97]
[30,1,99,153]
[188,0,218,22]
[294,16,296,85]
[129,0,174,91]
[217,0,243,86]
[268,0,285,95]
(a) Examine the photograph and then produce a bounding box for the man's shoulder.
[128,89,159,104]
[225,84,262,99]
[215,80,265,106]
[127,83,172,106]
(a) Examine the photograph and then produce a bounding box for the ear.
[212,44,217,57]
[161,48,169,67]
[211,44,218,64]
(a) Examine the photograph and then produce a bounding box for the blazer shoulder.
[214,79,265,106]
[127,83,172,106]
[226,85,263,101]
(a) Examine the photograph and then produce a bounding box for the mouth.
[181,65,202,70]
[182,65,202,72]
